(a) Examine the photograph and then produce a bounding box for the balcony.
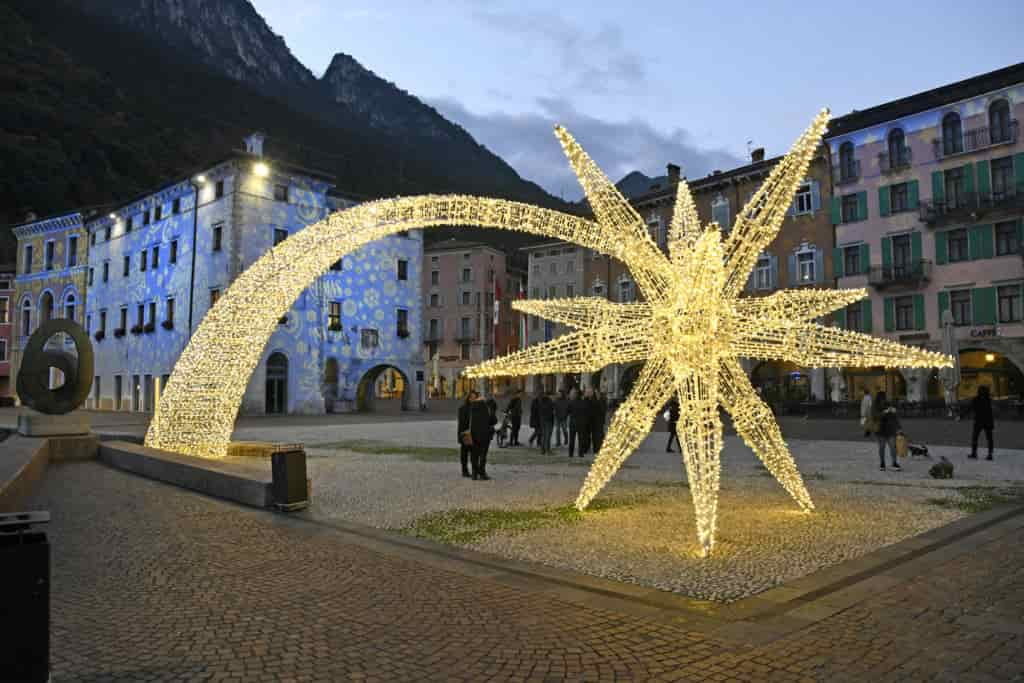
[878,147,912,174]
[919,182,1024,225]
[832,159,861,186]
[932,120,1018,160]
[454,331,479,342]
[868,260,932,290]
[423,332,443,343]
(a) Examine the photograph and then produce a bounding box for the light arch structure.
[146,195,656,458]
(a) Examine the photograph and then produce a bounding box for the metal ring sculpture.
[16,319,94,415]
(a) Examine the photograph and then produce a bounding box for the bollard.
[0,511,50,683]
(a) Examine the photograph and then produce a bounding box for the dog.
[908,443,930,458]
[929,456,954,479]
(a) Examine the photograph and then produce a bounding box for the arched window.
[64,292,77,322]
[711,194,730,230]
[21,298,32,337]
[989,100,1011,144]
[838,142,857,181]
[942,113,963,155]
[39,291,54,325]
[887,129,907,168]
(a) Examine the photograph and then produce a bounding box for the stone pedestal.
[17,410,91,437]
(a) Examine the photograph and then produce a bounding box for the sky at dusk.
[251,0,1022,200]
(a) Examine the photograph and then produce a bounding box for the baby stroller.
[495,409,512,448]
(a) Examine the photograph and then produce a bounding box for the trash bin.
[271,448,308,512]
[0,511,50,683]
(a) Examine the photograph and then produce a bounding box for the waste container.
[0,511,50,683]
[271,447,308,511]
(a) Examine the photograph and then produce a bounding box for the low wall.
[0,434,99,512]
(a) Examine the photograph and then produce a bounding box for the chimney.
[751,147,765,163]
[244,131,266,157]
[667,163,681,184]
[24,210,37,222]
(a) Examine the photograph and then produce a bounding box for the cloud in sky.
[430,96,743,201]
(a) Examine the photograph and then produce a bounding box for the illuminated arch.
[145,195,657,457]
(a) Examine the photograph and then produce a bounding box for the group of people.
[860,385,996,471]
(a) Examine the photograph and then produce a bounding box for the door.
[132,374,141,412]
[143,375,154,412]
[265,353,288,414]
[891,234,911,278]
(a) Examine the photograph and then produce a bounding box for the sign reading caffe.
[969,327,999,338]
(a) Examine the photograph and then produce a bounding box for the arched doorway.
[39,291,54,325]
[958,348,1024,399]
[265,352,288,414]
[750,360,811,402]
[322,357,339,412]
[843,366,907,401]
[357,365,410,412]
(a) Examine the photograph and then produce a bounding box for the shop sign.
[969,327,999,338]
[440,355,459,362]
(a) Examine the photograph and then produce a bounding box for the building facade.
[827,64,1024,401]
[422,239,524,399]
[78,135,424,415]
[0,265,14,397]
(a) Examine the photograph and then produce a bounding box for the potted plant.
[144,322,156,333]
[113,328,126,338]
[130,324,143,335]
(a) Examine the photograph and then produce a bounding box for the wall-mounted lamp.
[253,162,270,178]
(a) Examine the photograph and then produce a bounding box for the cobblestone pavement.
[27,462,1024,682]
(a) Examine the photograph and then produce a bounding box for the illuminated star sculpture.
[465,109,953,555]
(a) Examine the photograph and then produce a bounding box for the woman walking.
[665,397,680,453]
[871,390,902,472]
[458,390,498,480]
[968,385,994,460]
[456,391,477,478]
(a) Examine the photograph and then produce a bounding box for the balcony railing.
[423,332,443,343]
[832,159,861,186]
[454,331,479,342]
[868,260,932,290]
[878,147,912,173]
[919,181,1024,225]
[932,120,1018,159]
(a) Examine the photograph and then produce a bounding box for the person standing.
[968,385,995,460]
[860,389,873,437]
[527,391,540,447]
[586,388,605,454]
[539,390,555,454]
[568,388,590,458]
[507,391,523,446]
[467,392,497,480]
[665,397,680,453]
[456,391,477,478]
[871,390,902,472]
[553,390,569,448]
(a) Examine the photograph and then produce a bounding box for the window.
[941,113,963,156]
[895,296,914,330]
[461,291,471,306]
[44,241,55,271]
[273,184,288,202]
[148,301,157,326]
[210,289,220,307]
[997,285,1022,323]
[619,279,634,302]
[64,294,78,322]
[428,318,439,339]
[104,226,111,241]
[273,228,288,246]
[136,304,145,327]
[793,182,812,214]
[429,293,439,307]
[88,268,94,286]
[991,156,1014,199]
[397,259,408,281]
[23,245,33,274]
[172,198,181,214]
[0,338,6,362]
[947,229,968,262]
[430,270,439,285]
[328,301,342,330]
[154,205,163,221]
[91,232,96,246]
[143,210,151,226]
[67,236,78,267]
[460,343,471,361]
[212,224,223,252]
[532,264,540,277]
[464,252,472,260]
[431,255,439,263]
[711,195,730,230]
[989,100,1012,144]
[550,261,558,275]
[839,141,856,180]
[123,255,130,277]
[890,182,909,213]
[566,259,575,273]
[460,317,471,338]
[844,246,861,275]
[21,299,31,336]
[119,307,127,332]
[360,329,379,349]
[462,268,471,283]
[102,261,109,283]
[151,245,160,269]
[944,167,965,208]
[887,128,908,168]
[140,250,147,272]
[396,309,409,337]
[592,282,604,297]
[950,290,971,326]
[115,375,123,410]
[215,180,224,198]
[797,251,815,283]
[566,284,574,297]
[755,257,772,289]
[891,235,912,275]
[126,216,133,233]
[0,297,7,324]
[647,211,663,245]
[847,302,863,331]
[170,240,178,264]
[841,194,859,223]
[99,310,107,335]
[531,315,539,330]
[996,221,1020,256]
[531,287,540,299]
[165,298,175,327]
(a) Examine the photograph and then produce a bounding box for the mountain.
[615,171,670,200]
[0,0,573,257]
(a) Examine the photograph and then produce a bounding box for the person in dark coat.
[456,391,477,477]
[553,390,570,448]
[527,392,540,447]
[567,388,590,458]
[871,391,902,471]
[665,397,680,453]
[457,391,498,480]
[506,391,523,446]
[969,385,994,460]
[539,390,555,454]
[586,388,605,454]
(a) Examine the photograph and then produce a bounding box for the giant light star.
[465,109,953,555]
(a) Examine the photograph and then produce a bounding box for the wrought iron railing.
[867,260,932,289]
[878,146,912,173]
[832,159,861,185]
[932,120,1018,159]
[919,181,1024,224]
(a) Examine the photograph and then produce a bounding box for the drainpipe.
[186,180,202,338]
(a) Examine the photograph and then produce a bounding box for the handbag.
[461,405,475,447]
[895,433,908,458]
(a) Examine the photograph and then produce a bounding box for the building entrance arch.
[265,352,288,414]
[356,364,409,412]
[957,347,1024,399]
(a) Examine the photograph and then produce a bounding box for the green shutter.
[935,230,948,264]
[932,171,945,203]
[913,294,925,330]
[830,197,841,225]
[977,160,991,197]
[878,185,890,217]
[938,291,949,324]
[980,224,994,259]
[862,298,873,333]
[911,231,922,263]
[833,307,846,329]
[856,191,868,221]
[972,287,996,325]
[968,225,993,260]
[832,247,844,278]
[1015,153,1024,189]
[907,180,919,210]
[881,236,892,269]
[859,243,870,275]
[963,163,975,196]
[968,226,981,260]
[884,297,895,332]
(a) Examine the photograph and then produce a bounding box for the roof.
[630,156,780,205]
[826,62,1024,138]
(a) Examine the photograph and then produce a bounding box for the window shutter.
[862,299,873,333]
[1015,153,1024,189]
[963,163,975,196]
[910,232,922,263]
[810,181,821,213]
[787,254,797,287]
[830,197,841,225]
[878,185,890,217]
[931,171,944,203]
[980,224,994,259]
[884,297,895,332]
[968,225,992,260]
[937,291,949,323]
[935,231,948,265]
[859,243,870,274]
[976,160,991,197]
[856,191,868,221]
[833,307,846,329]
[813,250,824,283]
[832,247,844,278]
[907,180,919,210]
[769,254,779,289]
[971,287,996,325]
[913,294,925,330]
[881,236,892,269]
